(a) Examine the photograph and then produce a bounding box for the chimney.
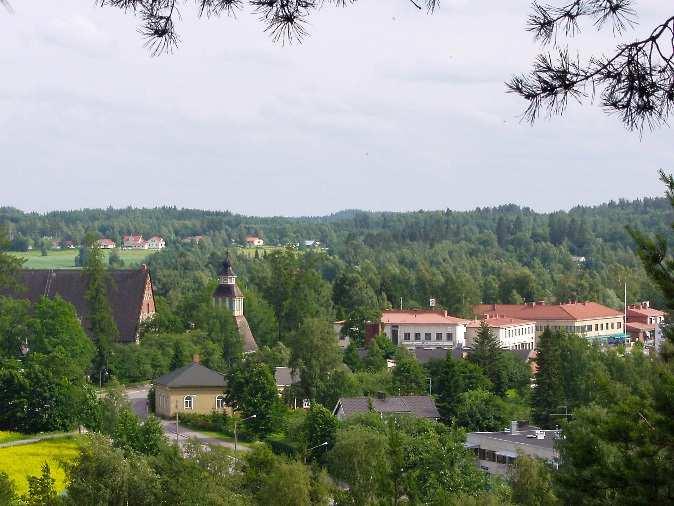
[510,421,518,434]
[192,354,200,364]
[642,301,650,308]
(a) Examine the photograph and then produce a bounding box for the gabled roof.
[474,302,622,321]
[381,309,468,325]
[3,268,151,343]
[275,367,300,387]
[626,321,655,332]
[213,283,243,299]
[334,395,440,419]
[627,306,665,318]
[155,362,226,388]
[411,347,449,364]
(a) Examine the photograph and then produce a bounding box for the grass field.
[235,245,284,258]
[0,437,82,495]
[9,249,157,269]
[0,431,24,445]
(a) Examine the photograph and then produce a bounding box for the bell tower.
[213,253,244,316]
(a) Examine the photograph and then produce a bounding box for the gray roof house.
[155,362,226,388]
[333,395,440,421]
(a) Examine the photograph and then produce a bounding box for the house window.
[595,324,599,331]
[617,322,622,329]
[424,333,431,341]
[404,332,411,341]
[184,395,194,410]
[446,332,453,341]
[414,333,421,341]
[216,396,226,409]
[611,322,615,330]
[436,332,443,341]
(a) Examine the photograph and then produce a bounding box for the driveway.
[124,385,249,452]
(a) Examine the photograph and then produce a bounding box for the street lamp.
[234,414,256,453]
[304,441,328,464]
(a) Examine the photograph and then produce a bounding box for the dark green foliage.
[0,472,17,506]
[245,290,279,347]
[392,346,427,395]
[23,464,59,506]
[510,454,559,506]
[434,356,491,420]
[452,389,507,432]
[531,329,564,428]
[225,360,282,436]
[0,225,24,290]
[302,404,338,461]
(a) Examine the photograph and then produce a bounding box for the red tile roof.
[380,309,468,325]
[627,307,665,318]
[466,315,535,328]
[97,238,115,246]
[473,301,623,321]
[626,322,655,332]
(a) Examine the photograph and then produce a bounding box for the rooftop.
[381,309,468,326]
[466,315,535,328]
[334,395,440,419]
[155,362,226,388]
[474,301,623,321]
[468,423,560,451]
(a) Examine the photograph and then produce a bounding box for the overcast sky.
[0,1,672,216]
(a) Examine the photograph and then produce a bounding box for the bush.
[178,412,233,435]
[265,435,299,457]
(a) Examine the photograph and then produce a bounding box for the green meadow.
[9,249,157,269]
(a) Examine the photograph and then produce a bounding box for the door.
[391,326,399,345]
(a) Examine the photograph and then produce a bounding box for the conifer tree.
[531,328,564,428]
[470,320,506,395]
[84,234,119,376]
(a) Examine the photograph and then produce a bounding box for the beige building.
[372,309,468,350]
[466,315,536,351]
[154,360,229,418]
[474,301,626,345]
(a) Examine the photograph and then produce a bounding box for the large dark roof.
[155,362,226,388]
[3,268,150,343]
[275,367,300,387]
[411,347,449,364]
[334,396,440,419]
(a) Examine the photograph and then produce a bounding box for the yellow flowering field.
[0,438,82,496]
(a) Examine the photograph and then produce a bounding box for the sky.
[0,0,672,216]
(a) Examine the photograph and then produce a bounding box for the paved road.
[0,432,79,449]
[124,385,249,452]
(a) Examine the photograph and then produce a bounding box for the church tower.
[213,254,244,316]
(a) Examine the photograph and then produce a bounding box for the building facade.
[466,315,536,351]
[123,234,148,249]
[154,360,229,418]
[97,238,116,249]
[245,236,264,247]
[474,301,626,345]
[374,309,467,350]
[626,301,665,345]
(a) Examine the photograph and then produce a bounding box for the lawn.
[235,245,284,258]
[0,437,82,496]
[9,249,157,269]
[0,431,24,445]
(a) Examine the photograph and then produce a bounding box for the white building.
[466,315,536,351]
[245,236,264,247]
[123,235,148,249]
[96,238,116,249]
[146,236,166,250]
[376,309,467,350]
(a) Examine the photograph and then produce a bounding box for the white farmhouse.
[374,309,467,350]
[146,236,166,250]
[465,315,536,351]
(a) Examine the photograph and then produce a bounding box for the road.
[124,385,249,452]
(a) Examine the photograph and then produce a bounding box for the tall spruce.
[83,234,118,375]
[531,328,564,428]
[0,225,24,290]
[469,320,506,395]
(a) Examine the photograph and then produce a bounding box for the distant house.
[182,235,204,245]
[333,395,440,421]
[154,357,229,418]
[50,239,62,250]
[97,238,116,249]
[465,315,536,351]
[466,421,560,475]
[146,236,166,250]
[245,236,264,247]
[62,240,76,249]
[2,266,156,344]
[303,240,320,248]
[123,235,147,249]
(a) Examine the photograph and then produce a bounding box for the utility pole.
[235,414,256,453]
